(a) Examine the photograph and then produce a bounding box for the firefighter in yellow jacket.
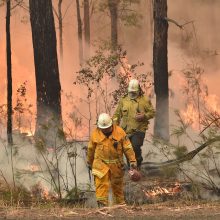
[113,79,155,168]
[87,113,137,207]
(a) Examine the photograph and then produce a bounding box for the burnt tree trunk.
[6,0,13,145]
[84,0,90,60]
[76,0,83,65]
[58,0,63,63]
[108,0,118,50]
[153,0,169,141]
[29,0,63,146]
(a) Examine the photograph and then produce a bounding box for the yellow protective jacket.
[113,95,155,135]
[87,125,136,179]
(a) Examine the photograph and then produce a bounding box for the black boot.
[137,156,143,170]
[97,201,106,208]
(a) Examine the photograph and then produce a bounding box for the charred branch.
[164,17,194,29]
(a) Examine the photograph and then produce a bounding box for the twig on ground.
[97,210,113,217]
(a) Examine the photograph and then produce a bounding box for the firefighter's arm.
[87,139,96,167]
[122,136,137,166]
[144,98,155,120]
[112,100,123,125]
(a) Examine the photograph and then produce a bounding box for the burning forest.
[0,0,220,219]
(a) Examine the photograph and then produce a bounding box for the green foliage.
[57,128,65,140]
[171,110,190,139]
[120,10,142,27]
[0,184,32,206]
[172,126,186,138]
[69,112,82,129]
[173,145,188,159]
[65,187,81,199]
[97,0,142,27]
[160,166,179,179]
[13,81,33,131]
[14,81,28,114]
[182,64,207,98]
[75,44,152,109]
[35,138,46,153]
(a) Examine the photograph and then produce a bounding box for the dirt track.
[1,202,220,220]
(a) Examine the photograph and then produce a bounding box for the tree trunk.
[108,0,118,50]
[84,0,90,60]
[153,0,169,141]
[6,0,13,145]
[58,0,63,63]
[76,0,83,65]
[29,0,63,147]
[148,0,154,45]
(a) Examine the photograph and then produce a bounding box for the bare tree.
[29,0,63,146]
[58,0,63,62]
[6,0,17,190]
[83,0,90,60]
[53,0,73,66]
[108,0,118,50]
[76,0,83,65]
[147,0,154,45]
[6,0,13,145]
[153,0,169,141]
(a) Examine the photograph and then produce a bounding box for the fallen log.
[142,136,220,169]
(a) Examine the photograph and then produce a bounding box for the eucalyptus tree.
[153,0,169,141]
[29,0,64,146]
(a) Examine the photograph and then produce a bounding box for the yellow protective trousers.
[94,165,125,206]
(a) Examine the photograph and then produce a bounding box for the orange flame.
[181,94,220,130]
[204,94,220,113]
[144,182,182,198]
[31,182,58,200]
[29,164,40,172]
[181,103,199,129]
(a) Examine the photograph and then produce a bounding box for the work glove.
[130,162,137,170]
[135,112,145,122]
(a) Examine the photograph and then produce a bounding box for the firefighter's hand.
[135,112,145,122]
[130,162,137,170]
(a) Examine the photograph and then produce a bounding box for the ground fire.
[143,182,182,199]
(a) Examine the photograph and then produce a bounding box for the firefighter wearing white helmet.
[87,113,137,207]
[128,79,139,91]
[113,79,155,168]
[127,79,140,99]
[97,113,112,129]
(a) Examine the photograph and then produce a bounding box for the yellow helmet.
[128,79,139,92]
[97,113,112,129]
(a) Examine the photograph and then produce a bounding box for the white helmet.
[128,79,139,92]
[97,113,112,129]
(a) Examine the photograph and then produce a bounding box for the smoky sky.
[0,0,219,130]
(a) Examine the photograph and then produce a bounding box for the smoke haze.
[0,0,220,190]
